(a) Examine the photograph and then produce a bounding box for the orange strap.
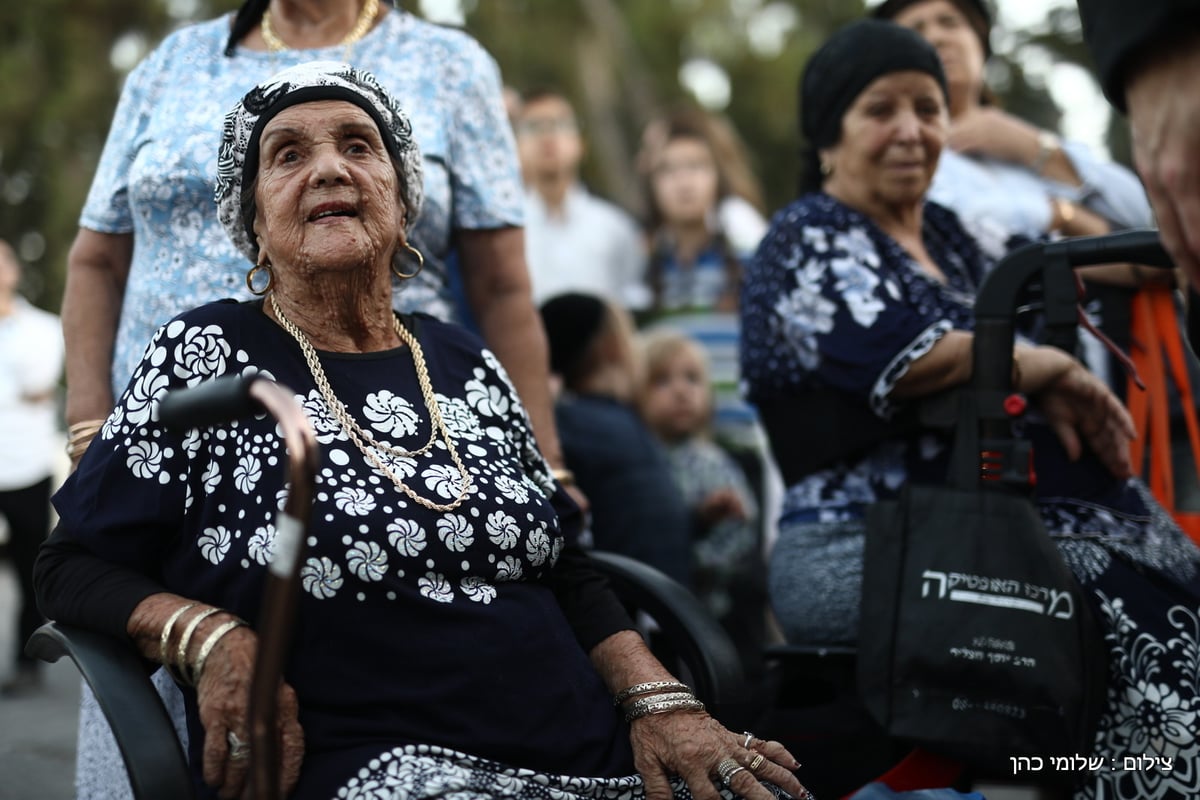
[1128,286,1200,523]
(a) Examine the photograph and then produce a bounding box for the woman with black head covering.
[741,19,1200,798]
[62,3,569,797]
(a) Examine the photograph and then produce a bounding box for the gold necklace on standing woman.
[260,0,380,57]
[269,294,472,513]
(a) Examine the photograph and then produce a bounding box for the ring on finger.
[717,757,747,785]
[741,730,755,748]
[226,730,251,761]
[748,752,766,772]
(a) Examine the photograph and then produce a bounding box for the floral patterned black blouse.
[49,300,633,798]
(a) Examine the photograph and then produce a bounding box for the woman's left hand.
[630,710,808,799]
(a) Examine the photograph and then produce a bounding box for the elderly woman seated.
[740,20,1200,800]
[34,62,809,800]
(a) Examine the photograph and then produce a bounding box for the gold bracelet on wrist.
[550,467,576,487]
[613,680,691,706]
[191,619,247,686]
[159,602,198,684]
[623,695,706,722]
[175,607,222,670]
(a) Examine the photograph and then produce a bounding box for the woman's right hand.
[1021,345,1136,479]
[195,626,305,799]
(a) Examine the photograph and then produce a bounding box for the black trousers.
[0,476,52,669]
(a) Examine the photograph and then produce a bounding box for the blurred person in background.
[873,0,1152,247]
[516,89,647,309]
[638,328,771,681]
[0,239,63,697]
[540,292,693,588]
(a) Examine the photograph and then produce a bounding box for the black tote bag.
[857,392,1106,773]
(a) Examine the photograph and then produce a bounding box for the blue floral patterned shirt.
[80,9,523,396]
[741,192,1151,538]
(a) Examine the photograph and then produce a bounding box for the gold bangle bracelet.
[159,603,198,669]
[191,618,247,686]
[550,467,576,487]
[68,418,106,435]
[175,607,222,670]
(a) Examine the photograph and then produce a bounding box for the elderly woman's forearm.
[588,630,680,697]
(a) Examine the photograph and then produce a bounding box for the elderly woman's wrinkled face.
[822,70,948,210]
[253,100,404,275]
[891,0,986,105]
[650,136,720,226]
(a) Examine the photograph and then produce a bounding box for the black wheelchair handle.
[1050,228,1173,268]
[158,375,263,431]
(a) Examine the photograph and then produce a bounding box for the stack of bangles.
[159,603,248,687]
[66,418,106,461]
[613,680,704,722]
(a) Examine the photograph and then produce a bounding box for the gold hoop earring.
[393,241,424,280]
[246,261,274,296]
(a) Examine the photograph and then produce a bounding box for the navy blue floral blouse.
[50,300,633,798]
[740,192,1151,538]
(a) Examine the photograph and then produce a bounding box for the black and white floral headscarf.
[215,60,424,263]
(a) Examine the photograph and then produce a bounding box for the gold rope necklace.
[261,0,380,56]
[269,294,472,512]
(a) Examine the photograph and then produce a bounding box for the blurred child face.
[650,136,719,226]
[642,343,711,442]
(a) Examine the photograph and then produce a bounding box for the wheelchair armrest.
[587,550,748,722]
[26,622,194,800]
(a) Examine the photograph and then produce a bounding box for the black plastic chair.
[27,548,747,800]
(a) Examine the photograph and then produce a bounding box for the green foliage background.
[0,0,1126,313]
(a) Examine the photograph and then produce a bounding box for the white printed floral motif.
[234,454,262,494]
[202,461,222,495]
[334,486,376,516]
[347,541,388,582]
[436,395,483,441]
[461,577,496,604]
[464,368,509,417]
[363,390,420,438]
[126,367,169,426]
[127,439,163,480]
[387,518,427,557]
[248,525,277,566]
[485,510,520,549]
[495,556,523,582]
[525,525,551,567]
[298,391,344,444]
[493,474,528,504]
[301,556,343,599]
[437,514,474,553]
[418,571,453,603]
[173,324,231,385]
[423,463,466,500]
[198,526,232,564]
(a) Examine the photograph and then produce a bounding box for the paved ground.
[0,563,80,800]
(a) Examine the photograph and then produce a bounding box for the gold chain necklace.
[269,294,472,512]
[261,0,380,56]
